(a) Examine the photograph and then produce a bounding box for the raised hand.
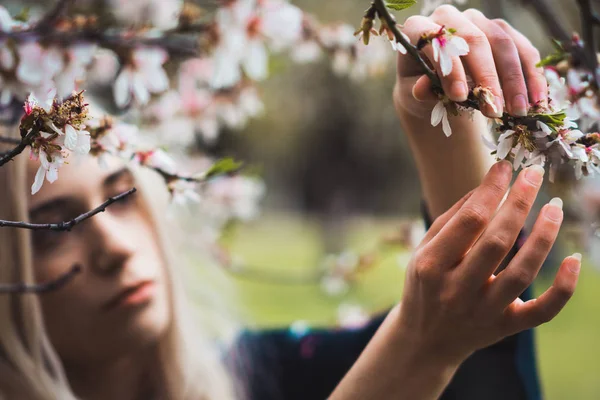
[397,160,580,365]
[394,5,547,120]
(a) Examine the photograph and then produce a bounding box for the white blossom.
[431,100,452,137]
[431,31,469,76]
[113,47,169,107]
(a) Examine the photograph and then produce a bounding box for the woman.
[0,6,580,400]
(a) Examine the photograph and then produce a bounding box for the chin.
[109,286,172,354]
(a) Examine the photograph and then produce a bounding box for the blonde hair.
[0,126,239,399]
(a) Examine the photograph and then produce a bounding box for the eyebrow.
[28,168,134,221]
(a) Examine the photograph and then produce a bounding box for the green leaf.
[13,7,30,22]
[385,0,417,11]
[205,157,244,179]
[536,52,567,68]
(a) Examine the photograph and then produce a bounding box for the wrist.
[387,306,463,396]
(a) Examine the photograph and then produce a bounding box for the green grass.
[191,213,600,399]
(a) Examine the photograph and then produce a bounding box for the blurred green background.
[185,0,600,399]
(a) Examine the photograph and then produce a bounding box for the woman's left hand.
[394,5,548,120]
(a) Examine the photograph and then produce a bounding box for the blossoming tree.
[0,0,599,299]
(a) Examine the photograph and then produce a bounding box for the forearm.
[393,83,495,220]
[330,306,459,400]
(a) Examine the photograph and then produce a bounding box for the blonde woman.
[0,6,580,400]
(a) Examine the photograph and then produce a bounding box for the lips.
[103,280,156,311]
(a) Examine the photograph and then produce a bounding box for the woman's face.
[26,156,171,368]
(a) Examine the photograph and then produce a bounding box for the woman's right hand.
[332,161,579,400]
[397,160,580,367]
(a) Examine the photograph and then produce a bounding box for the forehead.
[26,155,128,209]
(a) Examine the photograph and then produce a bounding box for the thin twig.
[0,129,38,167]
[0,264,81,294]
[0,136,21,145]
[0,188,136,230]
[36,0,75,32]
[371,0,441,88]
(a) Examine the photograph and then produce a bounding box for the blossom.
[168,179,202,205]
[496,129,515,160]
[431,29,469,76]
[431,100,452,137]
[31,139,65,195]
[54,44,97,98]
[108,0,183,30]
[113,47,169,107]
[546,129,585,158]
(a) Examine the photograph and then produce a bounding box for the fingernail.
[411,84,425,102]
[547,197,564,221]
[525,165,545,185]
[569,253,582,274]
[451,81,468,101]
[512,94,528,117]
[491,96,504,118]
[498,159,512,174]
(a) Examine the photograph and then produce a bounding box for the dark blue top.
[229,206,542,400]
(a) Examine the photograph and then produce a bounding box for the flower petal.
[113,68,132,108]
[431,101,445,127]
[441,109,452,137]
[31,165,46,194]
[64,124,78,150]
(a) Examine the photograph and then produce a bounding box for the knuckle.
[507,268,533,289]
[434,4,458,16]
[463,8,485,18]
[503,70,525,85]
[458,205,490,231]
[483,233,510,254]
[493,18,512,30]
[488,31,514,48]
[462,31,489,48]
[535,232,556,251]
[477,70,501,85]
[511,193,532,215]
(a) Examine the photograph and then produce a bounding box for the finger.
[424,160,512,268]
[505,254,580,332]
[493,18,548,106]
[487,197,564,307]
[412,75,439,103]
[431,5,503,117]
[458,165,545,285]
[464,9,529,117]
[420,189,476,245]
[401,15,469,102]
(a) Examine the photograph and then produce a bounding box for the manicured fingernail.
[451,81,468,101]
[512,94,528,117]
[569,253,582,274]
[549,197,563,209]
[491,96,504,117]
[411,84,424,102]
[547,197,564,221]
[525,165,545,184]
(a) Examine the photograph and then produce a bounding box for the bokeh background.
[7,0,600,398]
[183,1,600,398]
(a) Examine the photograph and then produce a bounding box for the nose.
[87,211,136,276]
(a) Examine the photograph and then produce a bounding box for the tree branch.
[0,264,81,294]
[36,0,75,32]
[0,188,136,230]
[0,128,38,167]
[371,0,441,89]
